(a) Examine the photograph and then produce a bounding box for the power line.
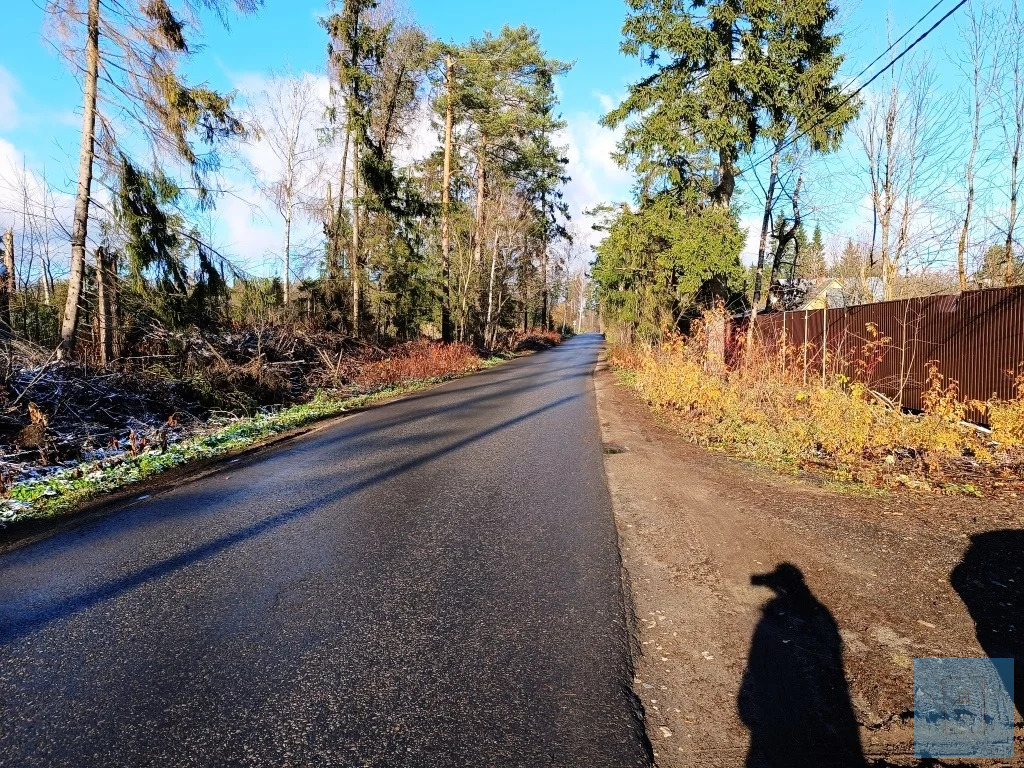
[738,0,968,179]
[847,0,950,88]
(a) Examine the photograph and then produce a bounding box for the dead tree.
[95,246,119,365]
[2,229,14,334]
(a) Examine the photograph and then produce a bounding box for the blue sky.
[0,0,977,273]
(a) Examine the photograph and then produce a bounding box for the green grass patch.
[1,372,482,527]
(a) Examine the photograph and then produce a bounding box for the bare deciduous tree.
[856,58,953,300]
[954,0,998,291]
[248,73,323,304]
[997,0,1024,285]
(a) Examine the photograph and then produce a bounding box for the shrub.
[609,320,1024,494]
[355,341,480,389]
[989,368,1024,448]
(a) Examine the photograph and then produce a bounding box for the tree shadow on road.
[739,563,867,768]
[0,391,583,646]
[950,529,1022,720]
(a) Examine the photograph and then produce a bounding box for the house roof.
[795,277,885,310]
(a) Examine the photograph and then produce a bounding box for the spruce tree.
[47,0,258,356]
[603,0,853,207]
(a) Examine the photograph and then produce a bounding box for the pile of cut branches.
[0,328,514,495]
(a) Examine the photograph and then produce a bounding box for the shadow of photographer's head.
[750,562,806,594]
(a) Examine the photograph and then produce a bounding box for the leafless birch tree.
[857,59,953,299]
[248,73,322,304]
[954,0,998,290]
[997,0,1024,284]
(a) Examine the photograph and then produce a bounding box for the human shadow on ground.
[738,563,867,768]
[950,529,1022,720]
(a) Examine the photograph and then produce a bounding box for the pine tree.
[458,26,570,337]
[976,243,1024,286]
[324,1,430,336]
[603,0,851,202]
[596,0,854,336]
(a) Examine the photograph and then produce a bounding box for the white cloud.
[216,191,278,267]
[0,137,77,283]
[739,214,762,267]
[560,107,632,252]
[393,99,438,168]
[593,91,616,113]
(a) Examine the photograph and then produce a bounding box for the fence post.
[822,307,828,387]
[803,310,808,385]
[781,311,787,376]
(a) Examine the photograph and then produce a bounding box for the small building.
[768,277,884,312]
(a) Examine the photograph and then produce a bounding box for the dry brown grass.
[609,319,1024,496]
[354,341,481,389]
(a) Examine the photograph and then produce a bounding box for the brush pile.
[0,325,551,490]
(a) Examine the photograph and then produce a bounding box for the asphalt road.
[0,334,651,768]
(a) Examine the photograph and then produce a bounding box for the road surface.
[0,334,651,768]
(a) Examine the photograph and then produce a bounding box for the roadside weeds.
[607,335,1024,499]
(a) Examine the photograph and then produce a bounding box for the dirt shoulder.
[596,362,1022,767]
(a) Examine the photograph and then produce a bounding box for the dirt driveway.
[595,363,1022,767]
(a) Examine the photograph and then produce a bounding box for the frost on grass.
[1,382,449,524]
[0,332,566,525]
[0,340,499,526]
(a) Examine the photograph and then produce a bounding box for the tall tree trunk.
[540,193,549,331]
[0,260,9,341]
[880,95,897,301]
[473,140,486,269]
[59,0,100,359]
[577,283,585,332]
[283,208,292,304]
[351,141,361,336]
[747,145,781,349]
[957,93,982,291]
[472,140,486,342]
[108,250,120,358]
[3,229,14,333]
[40,242,53,305]
[330,118,351,288]
[957,184,976,292]
[711,147,736,206]
[523,280,529,333]
[766,175,803,294]
[485,232,499,345]
[1006,139,1020,285]
[440,55,455,343]
[752,146,781,311]
[95,246,115,365]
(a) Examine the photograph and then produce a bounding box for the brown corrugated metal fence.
[752,287,1024,418]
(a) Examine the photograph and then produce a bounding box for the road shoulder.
[595,360,1022,767]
